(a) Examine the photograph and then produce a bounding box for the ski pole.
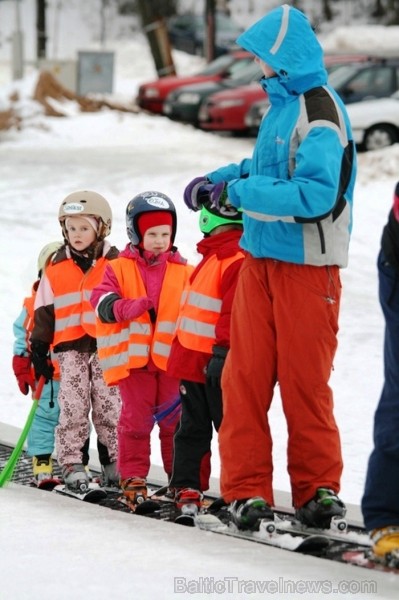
[0,376,45,488]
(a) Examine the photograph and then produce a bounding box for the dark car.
[163,60,262,125]
[328,57,399,104]
[167,12,244,57]
[136,50,253,114]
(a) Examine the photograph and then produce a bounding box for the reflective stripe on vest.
[96,257,194,385]
[47,257,109,345]
[177,252,244,353]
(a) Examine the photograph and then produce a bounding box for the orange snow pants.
[219,255,343,508]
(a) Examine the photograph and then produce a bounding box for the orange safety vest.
[46,257,109,345]
[176,252,244,354]
[96,257,193,385]
[24,288,60,379]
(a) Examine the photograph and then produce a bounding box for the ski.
[272,514,371,547]
[194,513,330,555]
[338,548,399,573]
[53,483,107,503]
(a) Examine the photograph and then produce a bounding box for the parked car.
[245,91,399,151]
[197,54,375,135]
[136,50,252,114]
[167,12,243,57]
[198,80,266,134]
[346,91,399,150]
[329,57,399,104]
[163,60,262,125]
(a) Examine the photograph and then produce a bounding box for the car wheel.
[363,124,398,151]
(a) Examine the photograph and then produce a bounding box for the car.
[198,80,267,134]
[346,91,399,150]
[136,50,253,114]
[163,60,262,125]
[167,12,243,57]
[197,54,374,135]
[328,57,399,104]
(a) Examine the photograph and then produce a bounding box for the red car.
[136,50,253,114]
[197,53,376,134]
[198,80,266,134]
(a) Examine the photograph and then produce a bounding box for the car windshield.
[328,64,366,88]
[198,54,250,76]
[216,13,242,33]
[225,60,262,85]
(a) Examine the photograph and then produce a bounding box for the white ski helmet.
[58,190,112,240]
[37,241,63,274]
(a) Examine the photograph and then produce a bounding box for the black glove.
[206,345,228,388]
[31,341,54,383]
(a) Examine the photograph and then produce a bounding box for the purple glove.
[183,176,210,211]
[113,297,154,322]
[208,182,228,210]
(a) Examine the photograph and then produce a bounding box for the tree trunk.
[36,0,46,60]
[137,0,176,78]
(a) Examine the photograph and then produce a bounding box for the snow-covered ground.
[1,2,399,598]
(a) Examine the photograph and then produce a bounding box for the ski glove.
[31,341,54,383]
[183,176,211,211]
[113,297,154,322]
[206,345,229,388]
[12,355,35,395]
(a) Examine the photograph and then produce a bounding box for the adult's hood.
[236,4,327,95]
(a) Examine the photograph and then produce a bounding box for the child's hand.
[113,297,153,322]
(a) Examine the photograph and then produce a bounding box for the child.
[30,190,121,492]
[91,191,193,507]
[12,241,63,484]
[167,195,244,509]
[362,181,399,561]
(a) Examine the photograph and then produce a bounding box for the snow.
[1,2,399,598]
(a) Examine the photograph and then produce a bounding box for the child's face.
[254,56,276,79]
[142,225,172,255]
[66,217,97,252]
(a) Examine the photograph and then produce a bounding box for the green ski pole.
[0,376,45,488]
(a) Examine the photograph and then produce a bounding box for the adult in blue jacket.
[184,4,357,530]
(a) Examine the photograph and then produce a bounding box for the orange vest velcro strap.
[177,252,244,354]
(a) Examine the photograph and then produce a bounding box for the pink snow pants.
[219,256,343,508]
[117,365,181,480]
[56,350,121,466]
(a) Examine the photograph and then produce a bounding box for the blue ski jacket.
[206,4,357,267]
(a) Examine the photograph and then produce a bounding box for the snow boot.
[101,462,120,488]
[120,477,147,506]
[295,488,346,529]
[371,526,399,559]
[62,463,90,492]
[175,488,203,510]
[230,497,274,531]
[32,455,53,484]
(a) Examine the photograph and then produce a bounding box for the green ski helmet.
[199,202,243,234]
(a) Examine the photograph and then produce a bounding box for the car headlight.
[177,92,202,104]
[216,99,245,109]
[143,87,160,98]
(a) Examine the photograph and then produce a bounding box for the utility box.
[38,60,77,92]
[77,51,114,95]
